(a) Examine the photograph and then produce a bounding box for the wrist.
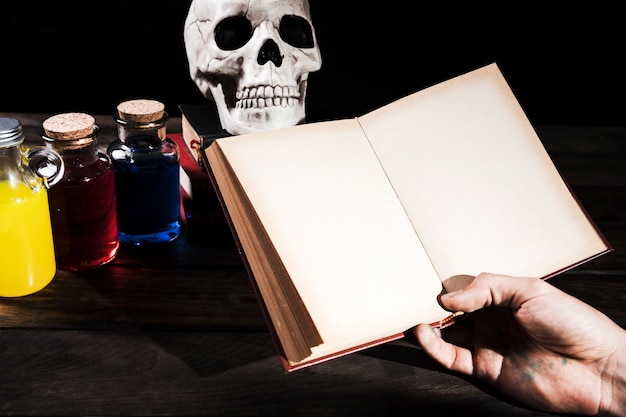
[599,327,626,416]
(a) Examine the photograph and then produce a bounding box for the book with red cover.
[178,103,229,171]
[171,133,227,242]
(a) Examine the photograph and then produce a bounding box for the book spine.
[171,133,228,242]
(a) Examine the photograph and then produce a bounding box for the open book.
[204,63,611,372]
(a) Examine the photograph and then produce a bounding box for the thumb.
[439,272,546,313]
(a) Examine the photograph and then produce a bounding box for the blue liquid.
[108,134,181,246]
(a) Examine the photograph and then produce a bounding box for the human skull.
[183,0,322,136]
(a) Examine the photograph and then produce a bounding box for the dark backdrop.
[2,1,624,126]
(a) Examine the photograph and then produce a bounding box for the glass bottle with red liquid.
[41,112,119,270]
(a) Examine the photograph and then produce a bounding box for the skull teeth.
[236,97,300,109]
[236,85,301,109]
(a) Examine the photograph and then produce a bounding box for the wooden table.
[2,112,625,416]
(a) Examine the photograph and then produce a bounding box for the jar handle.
[25,148,65,188]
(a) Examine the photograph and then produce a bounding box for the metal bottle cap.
[0,117,25,147]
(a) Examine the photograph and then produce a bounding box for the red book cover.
[170,133,228,242]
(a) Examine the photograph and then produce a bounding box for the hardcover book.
[202,63,611,371]
[171,133,227,242]
[178,102,230,169]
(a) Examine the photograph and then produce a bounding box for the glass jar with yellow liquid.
[0,117,64,297]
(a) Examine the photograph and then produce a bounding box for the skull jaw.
[220,106,307,136]
[211,83,308,135]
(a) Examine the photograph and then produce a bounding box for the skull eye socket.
[279,15,314,48]
[214,16,253,50]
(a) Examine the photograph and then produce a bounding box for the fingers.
[414,323,474,375]
[439,272,552,314]
[417,272,562,376]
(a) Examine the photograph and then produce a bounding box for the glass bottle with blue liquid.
[107,99,181,245]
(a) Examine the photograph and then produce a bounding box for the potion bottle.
[0,117,64,296]
[41,112,119,270]
[107,99,182,245]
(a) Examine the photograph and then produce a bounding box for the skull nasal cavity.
[258,39,283,67]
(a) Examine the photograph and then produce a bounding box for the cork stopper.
[117,99,165,123]
[43,112,95,140]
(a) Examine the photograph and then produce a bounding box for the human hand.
[414,272,626,416]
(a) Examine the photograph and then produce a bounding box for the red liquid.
[48,155,119,270]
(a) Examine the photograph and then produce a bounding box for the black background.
[2,1,624,126]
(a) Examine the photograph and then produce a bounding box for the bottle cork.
[117,99,165,123]
[43,113,95,140]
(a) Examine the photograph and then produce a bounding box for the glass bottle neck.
[115,112,169,142]
[42,133,100,169]
[46,139,99,159]
[0,145,41,189]
[0,145,26,175]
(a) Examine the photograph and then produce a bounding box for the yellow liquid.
[0,180,56,297]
